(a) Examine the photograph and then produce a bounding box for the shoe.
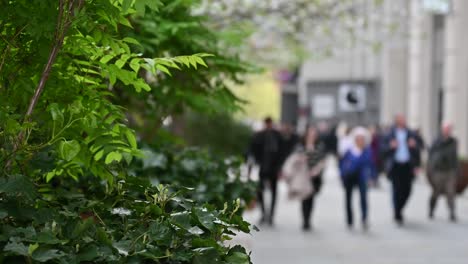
[395,214,404,226]
[450,214,457,223]
[268,218,274,227]
[302,223,311,232]
[429,211,434,220]
[258,215,267,226]
[362,221,369,231]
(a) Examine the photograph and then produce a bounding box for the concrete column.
[407,0,434,141]
[380,0,409,124]
[443,0,468,156]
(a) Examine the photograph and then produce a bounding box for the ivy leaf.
[47,103,64,124]
[77,245,100,262]
[32,248,65,262]
[0,210,7,219]
[4,241,28,256]
[59,140,81,161]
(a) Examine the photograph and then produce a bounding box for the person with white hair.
[339,126,376,230]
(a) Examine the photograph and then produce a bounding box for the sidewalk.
[236,158,468,264]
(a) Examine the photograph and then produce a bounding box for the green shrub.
[0,175,253,264]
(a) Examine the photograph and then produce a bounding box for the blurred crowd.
[247,114,459,231]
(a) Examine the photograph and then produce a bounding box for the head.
[305,126,318,146]
[264,117,274,130]
[441,123,453,138]
[351,127,370,150]
[395,114,406,128]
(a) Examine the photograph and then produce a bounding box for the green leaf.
[32,249,65,262]
[0,210,7,219]
[156,64,171,76]
[115,54,131,69]
[46,171,55,183]
[28,243,39,255]
[59,140,81,161]
[47,103,64,124]
[77,245,100,262]
[105,151,123,164]
[94,149,105,161]
[100,54,115,64]
[225,252,250,264]
[129,58,141,73]
[125,129,137,149]
[4,242,28,256]
[123,37,141,46]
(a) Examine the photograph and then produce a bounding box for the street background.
[235,158,468,264]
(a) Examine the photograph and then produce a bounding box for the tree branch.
[6,0,84,172]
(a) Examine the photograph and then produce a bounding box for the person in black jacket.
[278,123,300,166]
[383,114,422,225]
[248,117,284,226]
[427,123,458,222]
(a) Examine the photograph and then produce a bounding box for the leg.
[344,178,354,227]
[358,178,369,227]
[429,189,439,219]
[390,166,403,222]
[446,172,457,221]
[257,172,267,223]
[268,173,279,225]
[400,165,414,210]
[301,194,314,230]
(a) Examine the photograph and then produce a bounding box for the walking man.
[383,114,422,225]
[249,117,283,226]
[427,123,458,222]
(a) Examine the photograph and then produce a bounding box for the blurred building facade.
[282,0,468,156]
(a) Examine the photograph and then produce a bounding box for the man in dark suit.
[383,114,422,225]
[249,117,284,226]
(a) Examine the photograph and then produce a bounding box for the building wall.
[295,0,468,155]
[443,0,468,156]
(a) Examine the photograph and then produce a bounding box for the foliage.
[131,147,257,211]
[181,112,253,157]
[0,0,209,179]
[0,175,253,263]
[114,0,257,143]
[0,0,256,263]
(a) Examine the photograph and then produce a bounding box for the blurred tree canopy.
[197,0,408,67]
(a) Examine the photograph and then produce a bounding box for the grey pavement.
[235,158,468,264]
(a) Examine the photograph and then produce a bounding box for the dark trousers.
[343,172,368,226]
[301,174,323,227]
[257,170,278,222]
[390,162,414,219]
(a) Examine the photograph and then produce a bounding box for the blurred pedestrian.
[427,123,458,222]
[339,127,375,230]
[279,123,300,166]
[338,126,354,158]
[283,126,327,231]
[369,125,383,186]
[414,128,426,171]
[301,126,327,231]
[248,117,284,226]
[383,114,422,226]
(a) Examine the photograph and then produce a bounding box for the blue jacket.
[339,147,376,182]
